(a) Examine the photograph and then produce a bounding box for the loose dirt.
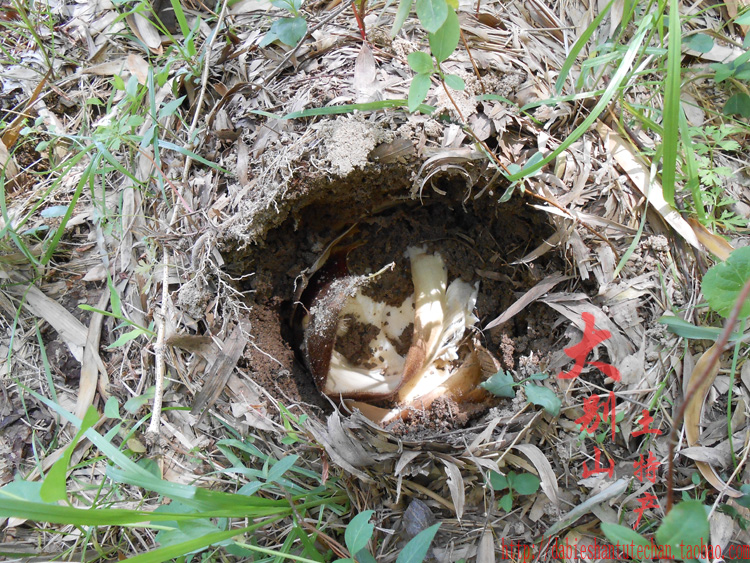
[225,170,564,434]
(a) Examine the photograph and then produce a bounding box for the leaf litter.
[1,0,750,558]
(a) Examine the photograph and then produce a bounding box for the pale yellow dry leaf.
[475,529,495,563]
[512,443,560,507]
[596,122,703,252]
[684,344,742,497]
[687,217,734,261]
[127,53,150,85]
[76,290,110,421]
[126,13,162,52]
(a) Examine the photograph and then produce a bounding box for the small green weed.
[260,0,308,47]
[481,371,561,416]
[333,510,440,563]
[489,470,541,512]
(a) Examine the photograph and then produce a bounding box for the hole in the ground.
[227,171,562,434]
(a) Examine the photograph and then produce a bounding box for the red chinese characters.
[575,391,617,442]
[633,409,663,436]
[633,492,659,529]
[633,451,660,484]
[558,312,621,382]
[582,446,615,478]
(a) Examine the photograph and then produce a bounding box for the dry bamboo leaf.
[709,511,736,553]
[1,70,48,148]
[541,293,632,365]
[475,530,495,563]
[543,479,629,539]
[596,122,703,252]
[441,458,466,519]
[512,443,560,507]
[8,279,86,359]
[684,344,742,498]
[485,273,570,329]
[126,13,162,52]
[512,227,570,265]
[191,323,249,416]
[679,446,731,467]
[75,290,110,421]
[687,217,734,260]
[127,53,150,85]
[354,43,379,103]
[0,140,20,190]
[305,412,375,482]
[83,60,130,76]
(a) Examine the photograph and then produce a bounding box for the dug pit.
[223,167,562,435]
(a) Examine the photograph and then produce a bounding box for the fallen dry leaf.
[684,344,742,498]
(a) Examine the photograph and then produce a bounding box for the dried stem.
[665,276,750,513]
[147,251,170,436]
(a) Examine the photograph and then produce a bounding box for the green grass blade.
[34,323,58,405]
[156,140,231,174]
[0,497,284,525]
[124,522,273,563]
[40,156,96,264]
[555,0,615,93]
[660,0,682,208]
[678,105,705,221]
[508,12,655,182]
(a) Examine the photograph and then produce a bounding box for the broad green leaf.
[498,492,513,512]
[655,500,710,561]
[0,480,46,504]
[723,93,750,118]
[702,246,750,318]
[408,74,432,112]
[345,510,374,555]
[524,383,561,416]
[407,51,434,74]
[40,406,100,502]
[41,205,69,218]
[489,471,509,490]
[415,0,448,33]
[657,315,729,341]
[443,73,464,90]
[159,96,186,118]
[600,523,651,561]
[736,10,750,24]
[391,0,412,36]
[737,484,750,508]
[355,550,378,563]
[685,33,713,53]
[108,327,147,349]
[104,396,121,419]
[124,387,156,413]
[263,16,307,47]
[265,454,299,483]
[428,8,459,63]
[395,523,440,563]
[511,473,540,495]
[480,370,516,398]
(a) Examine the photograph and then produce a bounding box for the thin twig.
[147,251,170,436]
[665,276,750,513]
[459,27,485,94]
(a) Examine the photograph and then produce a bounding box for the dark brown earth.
[226,170,564,433]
